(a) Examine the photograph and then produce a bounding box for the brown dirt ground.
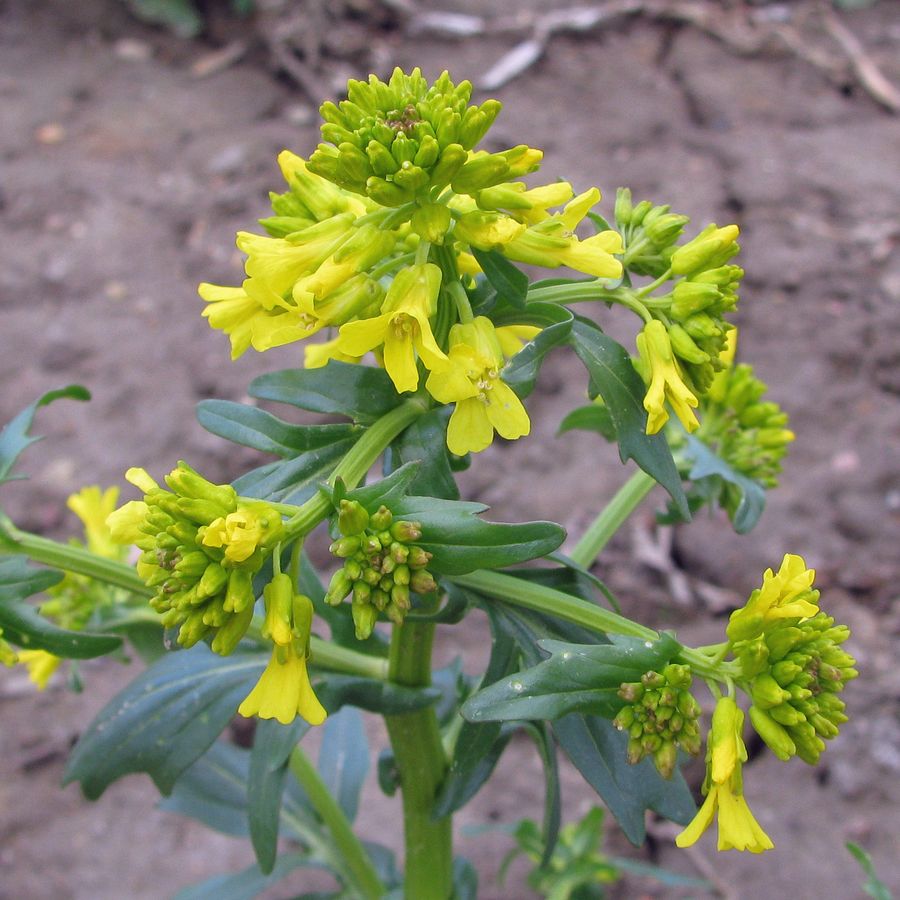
[1,1,899,898]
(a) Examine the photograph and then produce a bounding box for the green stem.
[453,569,657,641]
[452,569,739,682]
[282,398,426,542]
[526,280,622,305]
[309,636,388,680]
[634,267,673,299]
[384,621,453,899]
[2,528,151,596]
[569,469,656,568]
[288,747,385,900]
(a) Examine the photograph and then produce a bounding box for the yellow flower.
[452,210,527,251]
[496,324,541,358]
[676,781,774,853]
[201,504,283,564]
[17,650,61,691]
[277,150,369,221]
[635,320,699,434]
[676,697,774,853]
[501,189,624,279]
[336,264,447,393]
[238,642,327,726]
[304,335,362,369]
[727,554,819,643]
[426,317,530,455]
[237,214,354,295]
[199,283,260,359]
[476,181,575,225]
[67,486,122,559]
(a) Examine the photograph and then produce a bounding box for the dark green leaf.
[249,719,307,874]
[521,721,561,867]
[434,610,519,817]
[317,674,440,715]
[250,363,401,424]
[497,303,574,399]
[197,400,358,459]
[159,740,250,837]
[452,857,479,900]
[0,385,90,486]
[557,403,616,442]
[63,645,266,798]
[233,437,357,505]
[462,634,681,723]
[553,713,695,844]
[569,318,689,518]
[318,706,369,823]
[684,434,766,534]
[0,556,121,658]
[344,460,421,512]
[388,410,459,500]
[392,496,566,575]
[471,248,528,308]
[173,853,310,900]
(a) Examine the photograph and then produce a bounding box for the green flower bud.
[750,673,792,710]
[748,705,796,761]
[197,562,228,600]
[338,500,369,536]
[407,546,432,569]
[654,742,678,779]
[370,505,393,531]
[224,568,254,613]
[411,202,452,243]
[352,602,378,641]
[614,187,633,227]
[668,323,710,364]
[210,603,255,656]
[391,520,422,543]
[645,213,689,246]
[670,224,740,275]
[326,568,353,605]
[330,535,361,558]
[409,569,437,594]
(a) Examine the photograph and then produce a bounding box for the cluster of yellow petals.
[676,697,774,853]
[727,553,819,643]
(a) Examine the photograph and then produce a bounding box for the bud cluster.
[325,499,437,640]
[0,629,16,667]
[308,68,510,210]
[130,463,283,652]
[613,663,702,778]
[738,613,857,765]
[615,187,689,276]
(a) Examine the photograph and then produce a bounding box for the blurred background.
[1,0,898,897]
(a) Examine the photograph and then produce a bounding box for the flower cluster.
[238,572,326,726]
[613,663,702,778]
[107,463,283,652]
[730,554,857,764]
[325,499,437,640]
[15,486,127,690]
[199,68,628,457]
[676,697,774,853]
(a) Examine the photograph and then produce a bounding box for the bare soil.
[1,1,899,898]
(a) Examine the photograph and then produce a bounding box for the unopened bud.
[409,569,437,594]
[370,505,393,531]
[338,500,369,536]
[352,603,378,641]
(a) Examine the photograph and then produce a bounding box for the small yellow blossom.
[727,554,819,643]
[676,697,774,854]
[336,264,447,393]
[426,317,530,455]
[67,486,122,559]
[199,283,259,359]
[238,643,327,726]
[17,650,61,691]
[635,320,699,434]
[201,504,283,564]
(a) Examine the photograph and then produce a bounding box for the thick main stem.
[288,747,385,900]
[569,468,657,568]
[384,621,453,899]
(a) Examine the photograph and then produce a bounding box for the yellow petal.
[336,314,390,357]
[383,329,420,394]
[485,381,530,441]
[675,788,718,848]
[426,355,479,404]
[125,467,158,493]
[447,399,493,456]
[106,500,149,545]
[716,789,774,853]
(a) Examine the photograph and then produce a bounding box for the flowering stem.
[384,620,453,899]
[288,746,386,900]
[1,525,151,595]
[452,569,737,683]
[526,280,623,305]
[309,636,388,680]
[569,468,657,568]
[282,398,427,542]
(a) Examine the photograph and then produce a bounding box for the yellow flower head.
[676,697,774,853]
[426,317,530,455]
[17,649,61,691]
[336,263,447,394]
[201,503,284,564]
[727,554,819,643]
[238,642,327,726]
[67,486,122,559]
[635,319,700,435]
